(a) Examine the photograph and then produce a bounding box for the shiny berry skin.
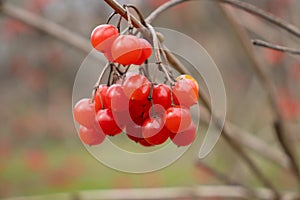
[105,84,129,112]
[91,24,119,53]
[126,123,143,143]
[96,109,123,136]
[172,79,198,107]
[74,98,96,128]
[170,122,196,146]
[134,38,152,65]
[79,125,105,146]
[129,98,151,125]
[165,106,192,133]
[111,35,142,66]
[142,117,170,145]
[94,85,108,112]
[104,50,114,62]
[176,74,199,91]
[152,84,172,110]
[139,139,155,147]
[123,74,151,101]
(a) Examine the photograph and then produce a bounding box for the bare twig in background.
[103,0,283,197]
[144,0,300,190]
[196,161,243,185]
[199,107,290,169]
[1,186,299,200]
[0,3,91,54]
[252,39,300,55]
[2,0,299,198]
[220,5,300,188]
[0,1,283,170]
[146,0,300,39]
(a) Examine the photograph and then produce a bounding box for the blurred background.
[0,0,300,198]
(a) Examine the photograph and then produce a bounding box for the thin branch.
[220,5,300,188]
[199,106,290,169]
[196,162,241,185]
[1,1,297,196]
[2,186,300,200]
[146,0,300,39]
[145,0,300,190]
[103,0,281,196]
[252,39,300,55]
[1,3,91,54]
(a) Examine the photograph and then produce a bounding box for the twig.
[1,1,297,196]
[103,0,281,196]
[1,186,300,200]
[200,106,290,169]
[220,5,300,188]
[1,3,91,54]
[252,39,300,55]
[146,0,300,39]
[195,162,241,185]
[274,120,300,188]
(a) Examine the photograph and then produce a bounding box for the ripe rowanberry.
[165,106,192,133]
[96,109,124,136]
[170,122,196,146]
[142,117,170,145]
[123,73,151,101]
[134,38,152,65]
[74,98,96,128]
[91,24,119,53]
[111,35,142,66]
[172,79,198,107]
[79,125,105,146]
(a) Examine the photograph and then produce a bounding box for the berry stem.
[124,5,134,34]
[148,24,175,85]
[92,63,111,102]
[126,4,148,28]
[106,11,117,24]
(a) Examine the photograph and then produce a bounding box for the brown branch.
[1,3,91,54]
[145,0,300,191]
[2,186,300,200]
[146,0,300,39]
[220,5,300,188]
[252,39,300,55]
[199,106,290,169]
[103,0,281,196]
[274,120,300,187]
[1,0,297,196]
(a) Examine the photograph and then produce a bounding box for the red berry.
[123,74,151,101]
[96,109,123,136]
[105,84,129,112]
[172,79,198,107]
[139,139,155,147]
[73,98,96,128]
[134,38,152,65]
[111,35,142,65]
[104,50,114,62]
[91,24,119,53]
[152,84,172,110]
[129,98,151,125]
[94,85,108,112]
[79,125,105,146]
[165,106,192,133]
[170,122,196,146]
[126,123,143,143]
[142,117,170,145]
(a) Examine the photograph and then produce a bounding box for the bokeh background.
[0,0,300,198]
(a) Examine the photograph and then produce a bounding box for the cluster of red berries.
[74,20,200,147]
[74,73,199,147]
[91,24,152,66]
